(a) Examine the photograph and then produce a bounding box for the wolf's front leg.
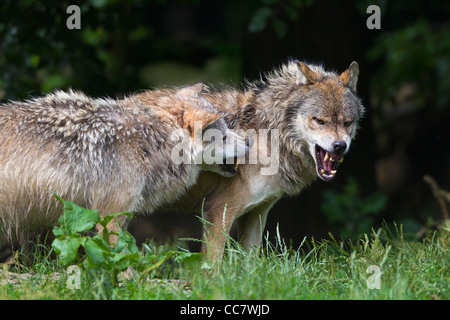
[201,204,233,262]
[200,196,247,262]
[236,198,278,251]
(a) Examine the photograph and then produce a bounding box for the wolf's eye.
[344,120,353,127]
[313,117,325,125]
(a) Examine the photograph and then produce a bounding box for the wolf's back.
[0,91,144,246]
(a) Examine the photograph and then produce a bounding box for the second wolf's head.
[170,84,252,176]
[280,61,364,181]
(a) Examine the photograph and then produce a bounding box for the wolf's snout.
[333,141,347,155]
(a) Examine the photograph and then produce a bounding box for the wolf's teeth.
[330,157,335,162]
[339,158,344,163]
[324,153,329,162]
[321,169,325,174]
[235,159,241,170]
[331,170,337,175]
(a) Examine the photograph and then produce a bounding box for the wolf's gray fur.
[0,85,248,249]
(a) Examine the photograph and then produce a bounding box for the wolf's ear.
[339,61,359,92]
[177,83,205,97]
[296,61,320,85]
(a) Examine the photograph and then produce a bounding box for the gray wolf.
[163,60,365,260]
[0,84,250,252]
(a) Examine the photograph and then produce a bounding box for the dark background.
[1,0,449,249]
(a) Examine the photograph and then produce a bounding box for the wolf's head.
[282,61,364,181]
[174,84,252,177]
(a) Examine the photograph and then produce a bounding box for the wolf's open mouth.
[315,145,344,181]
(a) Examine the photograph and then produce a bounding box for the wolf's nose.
[333,141,347,155]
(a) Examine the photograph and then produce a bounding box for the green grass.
[1,227,448,300]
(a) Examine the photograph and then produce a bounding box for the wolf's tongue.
[325,154,332,172]
[323,151,342,172]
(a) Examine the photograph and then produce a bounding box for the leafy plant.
[51,193,202,288]
[321,177,388,240]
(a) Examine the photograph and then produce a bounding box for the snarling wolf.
[0,84,250,251]
[162,60,365,260]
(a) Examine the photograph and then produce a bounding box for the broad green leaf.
[112,252,141,271]
[53,193,100,235]
[52,237,82,266]
[113,226,138,255]
[84,237,110,267]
